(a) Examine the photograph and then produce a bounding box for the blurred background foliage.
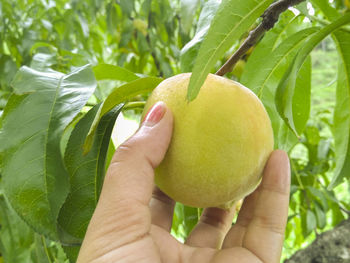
[0,0,350,262]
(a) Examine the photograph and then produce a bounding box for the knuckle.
[116,142,137,157]
[201,208,231,231]
[236,214,254,227]
[112,141,142,164]
[253,214,285,235]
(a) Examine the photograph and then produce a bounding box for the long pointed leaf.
[292,55,311,135]
[242,27,318,96]
[180,0,221,72]
[187,0,274,101]
[330,33,350,188]
[311,0,350,189]
[0,65,96,239]
[275,13,350,136]
[93,64,139,82]
[180,0,200,34]
[84,77,162,153]
[58,103,123,247]
[0,196,34,262]
[242,14,316,150]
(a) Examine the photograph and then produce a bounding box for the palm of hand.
[149,211,266,263]
[78,150,289,263]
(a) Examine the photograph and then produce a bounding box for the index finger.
[242,150,290,263]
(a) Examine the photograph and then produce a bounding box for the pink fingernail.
[143,102,166,126]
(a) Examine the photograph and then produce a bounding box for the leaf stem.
[216,0,306,76]
[291,159,305,190]
[123,101,146,110]
[41,235,53,263]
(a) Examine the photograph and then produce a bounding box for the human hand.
[77,101,290,263]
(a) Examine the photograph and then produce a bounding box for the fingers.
[222,190,260,248]
[103,101,173,205]
[150,186,175,231]
[242,150,290,263]
[185,206,235,249]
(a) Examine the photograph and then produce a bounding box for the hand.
[77,102,291,263]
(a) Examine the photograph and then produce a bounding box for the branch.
[216,0,306,76]
[285,218,350,263]
[339,205,350,215]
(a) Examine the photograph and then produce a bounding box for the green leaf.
[331,202,345,225]
[0,196,34,263]
[84,77,162,153]
[172,203,199,238]
[247,30,313,148]
[183,205,199,235]
[310,0,341,21]
[330,42,350,188]
[187,0,274,101]
[172,203,185,239]
[29,53,58,72]
[32,235,52,263]
[0,54,18,88]
[292,55,311,135]
[180,0,221,72]
[303,210,316,237]
[180,0,200,34]
[306,1,350,188]
[106,2,120,34]
[276,122,299,152]
[58,103,123,247]
[119,19,134,48]
[119,0,134,15]
[314,203,326,229]
[0,65,96,240]
[275,13,350,136]
[307,186,328,210]
[93,64,139,82]
[241,17,317,96]
[105,139,116,170]
[62,246,79,263]
[241,18,317,150]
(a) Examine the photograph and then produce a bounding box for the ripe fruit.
[142,73,274,208]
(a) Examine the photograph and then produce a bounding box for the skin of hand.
[77,101,291,263]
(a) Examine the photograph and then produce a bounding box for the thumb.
[77,102,172,262]
[102,101,173,205]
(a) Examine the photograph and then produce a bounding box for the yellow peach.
[142,73,274,208]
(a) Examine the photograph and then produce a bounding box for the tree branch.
[216,0,306,76]
[285,218,350,263]
[339,205,350,215]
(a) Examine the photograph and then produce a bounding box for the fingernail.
[143,101,166,126]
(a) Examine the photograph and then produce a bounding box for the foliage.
[0,0,350,262]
